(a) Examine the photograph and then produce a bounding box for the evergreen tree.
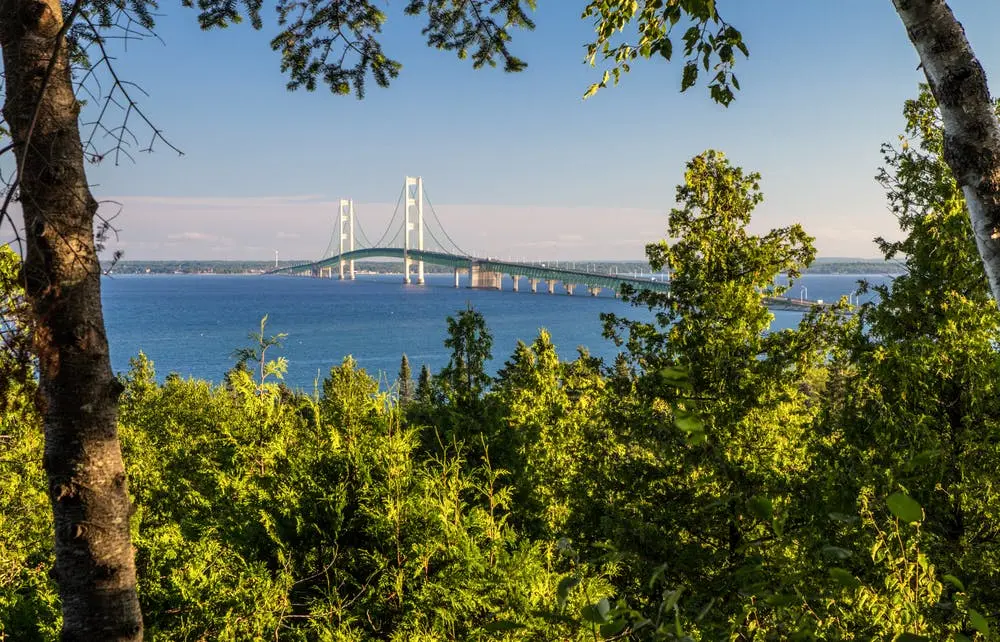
[397,353,414,404]
[416,364,433,403]
[440,305,493,407]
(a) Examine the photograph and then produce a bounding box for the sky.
[12,0,1000,261]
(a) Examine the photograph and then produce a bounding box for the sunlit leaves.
[581,0,748,104]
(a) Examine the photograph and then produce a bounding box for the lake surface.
[101,273,890,389]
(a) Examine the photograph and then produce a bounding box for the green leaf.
[894,635,929,642]
[969,608,990,636]
[580,600,611,624]
[674,409,703,433]
[600,618,628,637]
[829,567,861,589]
[658,38,673,61]
[887,492,923,523]
[764,594,799,607]
[597,597,611,620]
[557,576,580,608]
[747,495,773,521]
[663,587,683,612]
[484,620,526,633]
[681,61,698,91]
[942,574,966,592]
[820,546,853,560]
[656,365,690,386]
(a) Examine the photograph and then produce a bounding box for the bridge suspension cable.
[370,186,406,249]
[423,190,467,256]
[320,226,339,260]
[353,212,375,249]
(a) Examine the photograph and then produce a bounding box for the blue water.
[101,273,889,389]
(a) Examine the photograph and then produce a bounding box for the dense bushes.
[3,88,1000,639]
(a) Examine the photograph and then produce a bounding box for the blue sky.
[52,1,1000,260]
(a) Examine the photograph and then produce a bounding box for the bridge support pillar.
[547,279,556,294]
[530,278,538,293]
[405,176,425,285]
[511,275,519,292]
[339,198,355,281]
[454,267,460,288]
[564,283,575,296]
[404,256,411,284]
[589,286,601,297]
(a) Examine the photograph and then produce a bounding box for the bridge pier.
[589,286,601,297]
[404,256,411,284]
[530,278,538,293]
[547,279,556,294]
[511,275,519,292]
[564,283,575,296]
[454,267,460,288]
[339,260,345,280]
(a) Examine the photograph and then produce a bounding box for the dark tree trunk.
[893,0,1000,305]
[0,0,143,639]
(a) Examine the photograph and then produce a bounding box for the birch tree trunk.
[893,0,1000,304]
[0,0,143,638]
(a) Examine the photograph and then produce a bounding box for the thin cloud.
[166,232,217,241]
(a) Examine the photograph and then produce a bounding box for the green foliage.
[811,85,1000,639]
[0,245,32,411]
[10,89,1000,642]
[0,248,60,639]
[185,0,536,97]
[582,0,748,104]
[440,304,493,407]
[398,353,414,404]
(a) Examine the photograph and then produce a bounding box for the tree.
[0,3,533,637]
[440,305,493,407]
[397,353,414,404]
[416,364,433,403]
[231,315,289,390]
[7,0,999,635]
[1,2,144,637]
[582,0,1000,305]
[816,87,1000,635]
[599,151,835,634]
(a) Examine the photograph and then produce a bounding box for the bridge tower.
[338,199,356,280]
[403,176,424,284]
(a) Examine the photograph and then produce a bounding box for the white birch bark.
[892,0,1000,304]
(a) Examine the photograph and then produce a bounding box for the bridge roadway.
[267,247,820,312]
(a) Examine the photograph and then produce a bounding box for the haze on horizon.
[7,1,1000,262]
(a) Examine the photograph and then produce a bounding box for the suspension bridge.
[267,177,822,311]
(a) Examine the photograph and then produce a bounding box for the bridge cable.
[422,224,451,254]
[422,190,468,256]
[370,185,406,248]
[353,213,375,249]
[320,225,339,260]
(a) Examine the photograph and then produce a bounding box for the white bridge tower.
[403,176,424,284]
[338,198,355,280]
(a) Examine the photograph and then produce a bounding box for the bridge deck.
[268,247,823,312]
